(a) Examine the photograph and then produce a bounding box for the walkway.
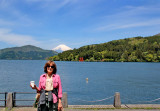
[0,104,160,111]
[0,107,160,111]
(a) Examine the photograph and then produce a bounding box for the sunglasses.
[47,66,55,68]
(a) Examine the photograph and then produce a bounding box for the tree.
[94,52,102,60]
[52,55,60,61]
[68,53,74,61]
[128,52,138,62]
[145,54,153,62]
[120,51,128,62]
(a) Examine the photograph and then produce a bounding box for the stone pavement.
[1,108,160,111]
[0,104,160,111]
[0,107,160,111]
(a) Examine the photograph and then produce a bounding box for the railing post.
[113,92,121,108]
[6,92,13,110]
[13,92,16,107]
[5,92,7,107]
[62,92,68,108]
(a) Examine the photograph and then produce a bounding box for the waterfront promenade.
[0,107,160,111]
[1,104,160,111]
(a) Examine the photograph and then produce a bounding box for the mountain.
[0,45,58,60]
[52,44,72,52]
[49,34,160,62]
[155,33,160,36]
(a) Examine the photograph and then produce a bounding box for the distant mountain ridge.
[0,45,58,60]
[155,33,160,36]
[49,34,160,62]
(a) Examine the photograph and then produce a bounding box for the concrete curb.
[68,104,160,108]
[1,104,160,111]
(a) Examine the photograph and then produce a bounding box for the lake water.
[0,60,160,105]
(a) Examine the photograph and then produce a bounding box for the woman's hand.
[58,99,63,111]
[30,84,40,93]
[30,84,37,89]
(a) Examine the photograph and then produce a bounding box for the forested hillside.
[49,35,160,62]
[0,45,58,60]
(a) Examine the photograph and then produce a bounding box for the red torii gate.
[79,57,84,62]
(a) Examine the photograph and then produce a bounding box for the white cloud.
[0,19,14,26]
[25,0,77,11]
[0,28,39,46]
[0,28,71,50]
[58,0,77,7]
[105,5,160,20]
[0,0,34,27]
[94,5,160,32]
[0,0,11,9]
[95,18,160,31]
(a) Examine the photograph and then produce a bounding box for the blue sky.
[0,0,160,50]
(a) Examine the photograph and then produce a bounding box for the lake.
[0,60,160,105]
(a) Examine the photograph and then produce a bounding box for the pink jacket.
[38,73,62,103]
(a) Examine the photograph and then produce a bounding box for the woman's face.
[47,63,54,74]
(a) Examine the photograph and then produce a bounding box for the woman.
[31,61,63,111]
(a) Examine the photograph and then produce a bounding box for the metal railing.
[13,92,36,107]
[3,91,160,109]
[0,92,7,107]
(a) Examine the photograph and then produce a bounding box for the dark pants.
[40,95,58,111]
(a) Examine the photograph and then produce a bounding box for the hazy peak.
[155,33,160,36]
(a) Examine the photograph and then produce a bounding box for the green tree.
[52,55,60,61]
[145,54,153,62]
[68,53,74,61]
[94,52,102,60]
[120,51,128,62]
[128,52,138,62]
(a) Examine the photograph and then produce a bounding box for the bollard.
[62,92,68,108]
[6,92,13,110]
[113,92,121,108]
